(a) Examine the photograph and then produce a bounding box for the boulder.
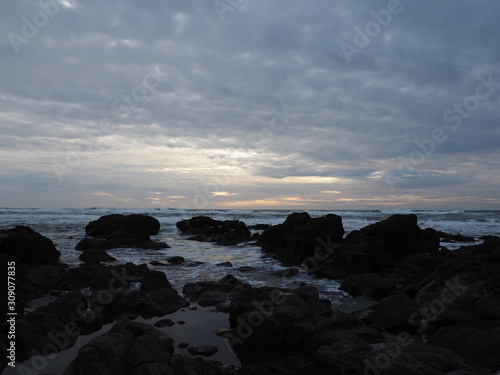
[0,226,61,264]
[259,212,344,265]
[182,274,249,308]
[176,216,251,245]
[187,345,219,356]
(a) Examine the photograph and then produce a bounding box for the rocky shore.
[1,212,499,374]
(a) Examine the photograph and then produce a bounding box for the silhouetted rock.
[77,214,169,250]
[0,226,61,264]
[176,216,251,245]
[85,214,161,237]
[313,214,439,279]
[78,249,116,264]
[259,212,344,265]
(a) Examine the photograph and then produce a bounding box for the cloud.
[1,0,499,209]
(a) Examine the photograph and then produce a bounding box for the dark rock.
[270,268,300,277]
[90,263,148,290]
[0,226,61,264]
[248,224,270,230]
[340,273,396,300]
[85,214,161,237]
[176,216,251,245]
[76,231,169,251]
[237,266,257,272]
[140,288,190,318]
[226,284,333,360]
[259,212,344,266]
[437,230,476,243]
[77,214,168,251]
[150,260,168,266]
[167,256,185,265]
[429,326,500,370]
[78,249,116,264]
[154,319,175,328]
[23,264,65,298]
[187,345,219,356]
[178,342,189,349]
[216,261,233,267]
[313,214,440,278]
[63,320,174,375]
[182,275,249,308]
[140,270,171,292]
[359,294,420,332]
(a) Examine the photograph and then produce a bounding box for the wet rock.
[259,212,344,266]
[217,261,233,267]
[140,288,190,318]
[187,345,219,356]
[167,256,185,265]
[176,216,251,245]
[183,274,249,308]
[340,273,396,300]
[155,319,175,328]
[90,263,148,290]
[0,226,61,264]
[150,260,168,266]
[78,249,116,264]
[140,270,171,292]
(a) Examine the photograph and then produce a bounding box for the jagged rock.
[187,345,219,356]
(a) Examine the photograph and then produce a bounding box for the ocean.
[2,207,499,305]
[2,208,500,372]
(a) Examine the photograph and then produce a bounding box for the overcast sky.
[1,0,499,210]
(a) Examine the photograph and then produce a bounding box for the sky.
[1,0,499,210]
